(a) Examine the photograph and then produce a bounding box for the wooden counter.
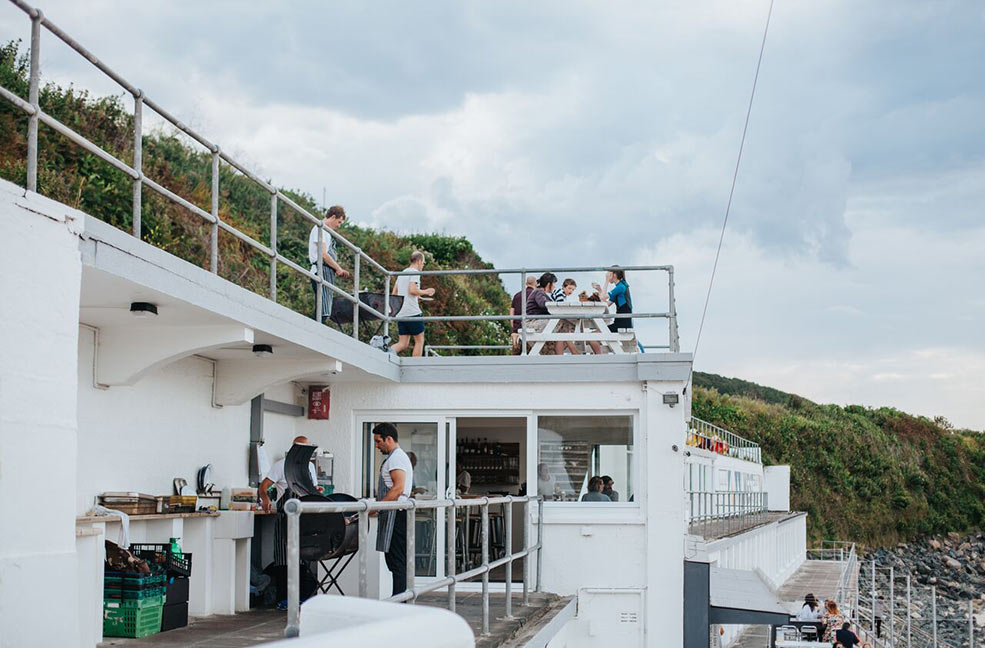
[75,511,220,524]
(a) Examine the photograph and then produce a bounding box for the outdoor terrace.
[0,0,679,360]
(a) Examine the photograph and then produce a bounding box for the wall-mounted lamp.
[129,302,158,318]
[662,392,679,407]
[252,344,273,358]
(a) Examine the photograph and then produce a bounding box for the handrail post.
[352,253,361,340]
[481,500,490,635]
[889,566,895,646]
[522,498,530,607]
[520,271,527,355]
[358,506,369,598]
[536,497,543,592]
[284,499,301,638]
[447,499,456,612]
[26,9,41,193]
[131,91,142,238]
[504,496,514,619]
[210,149,219,273]
[970,599,975,648]
[269,193,277,299]
[406,502,416,603]
[668,267,680,352]
[906,575,912,648]
[871,560,877,633]
[315,225,323,321]
[931,586,937,648]
[383,274,391,342]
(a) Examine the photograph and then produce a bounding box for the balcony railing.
[687,417,762,463]
[1,0,680,356]
[282,495,544,639]
[686,490,768,537]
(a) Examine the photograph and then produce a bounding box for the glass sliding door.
[359,418,445,578]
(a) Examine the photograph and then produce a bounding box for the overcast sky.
[2,1,982,428]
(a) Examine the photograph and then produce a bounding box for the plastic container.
[161,602,189,632]
[104,586,166,601]
[129,543,193,577]
[104,571,165,589]
[103,600,164,638]
[104,592,165,608]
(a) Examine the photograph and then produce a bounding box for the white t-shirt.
[308,224,337,273]
[394,267,422,317]
[379,447,414,500]
[264,458,318,502]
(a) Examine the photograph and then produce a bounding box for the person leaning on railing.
[308,206,350,323]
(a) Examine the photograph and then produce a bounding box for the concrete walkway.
[98,592,563,648]
[731,559,848,648]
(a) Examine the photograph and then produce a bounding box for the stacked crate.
[102,571,165,638]
[130,543,194,632]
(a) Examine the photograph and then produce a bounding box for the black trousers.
[875,618,882,638]
[384,510,407,596]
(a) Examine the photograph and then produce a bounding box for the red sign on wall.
[307,386,330,420]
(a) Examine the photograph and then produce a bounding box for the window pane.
[537,415,633,503]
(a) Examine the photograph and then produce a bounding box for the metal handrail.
[282,495,544,639]
[1,0,682,355]
[687,417,762,463]
[686,490,768,537]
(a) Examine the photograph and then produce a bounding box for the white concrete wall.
[0,185,83,647]
[764,465,791,511]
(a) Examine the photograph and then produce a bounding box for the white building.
[0,178,803,648]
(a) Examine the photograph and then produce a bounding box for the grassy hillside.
[692,372,985,547]
[0,41,510,350]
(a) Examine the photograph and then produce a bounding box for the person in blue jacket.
[593,267,633,333]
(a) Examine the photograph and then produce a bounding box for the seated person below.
[581,475,611,502]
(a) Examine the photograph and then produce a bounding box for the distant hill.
[692,372,985,547]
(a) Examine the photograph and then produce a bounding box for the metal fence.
[0,0,681,356]
[687,417,762,463]
[282,495,544,639]
[686,490,768,537]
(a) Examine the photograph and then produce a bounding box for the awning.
[684,561,791,648]
[709,566,790,625]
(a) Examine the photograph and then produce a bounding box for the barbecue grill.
[279,443,360,594]
[329,292,403,332]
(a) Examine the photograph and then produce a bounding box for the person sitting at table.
[581,476,611,502]
[797,592,821,620]
[601,475,619,502]
[509,275,537,353]
[537,462,557,498]
[552,278,582,355]
[821,600,846,642]
[525,273,559,355]
[593,266,633,334]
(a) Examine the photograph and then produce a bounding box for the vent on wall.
[619,611,639,624]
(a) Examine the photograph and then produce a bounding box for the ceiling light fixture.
[252,344,273,358]
[129,302,158,318]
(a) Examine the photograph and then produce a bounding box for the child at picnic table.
[553,278,582,355]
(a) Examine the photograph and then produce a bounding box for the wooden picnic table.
[524,302,636,355]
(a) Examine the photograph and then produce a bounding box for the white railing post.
[536,497,544,592]
[931,586,938,648]
[447,500,456,612]
[504,497,514,619]
[132,91,142,237]
[889,566,895,646]
[26,9,41,193]
[520,271,528,355]
[871,560,877,634]
[970,599,976,648]
[269,192,277,299]
[315,225,323,321]
[522,498,530,607]
[353,253,361,340]
[906,575,912,648]
[668,267,680,352]
[284,499,301,638]
[406,503,416,603]
[383,273,391,341]
[481,499,490,635]
[358,507,369,598]
[210,149,219,273]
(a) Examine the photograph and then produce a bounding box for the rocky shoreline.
[864,531,984,648]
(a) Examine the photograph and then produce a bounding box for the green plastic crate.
[104,593,164,609]
[105,585,166,600]
[103,600,163,638]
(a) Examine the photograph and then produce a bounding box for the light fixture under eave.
[129,302,158,318]
[252,344,274,358]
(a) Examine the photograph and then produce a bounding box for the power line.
[686,0,775,388]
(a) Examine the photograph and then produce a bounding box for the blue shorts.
[397,314,425,336]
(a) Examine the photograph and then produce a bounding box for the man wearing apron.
[372,423,414,596]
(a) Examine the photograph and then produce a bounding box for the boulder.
[929,539,943,550]
[947,531,961,543]
[945,557,962,570]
